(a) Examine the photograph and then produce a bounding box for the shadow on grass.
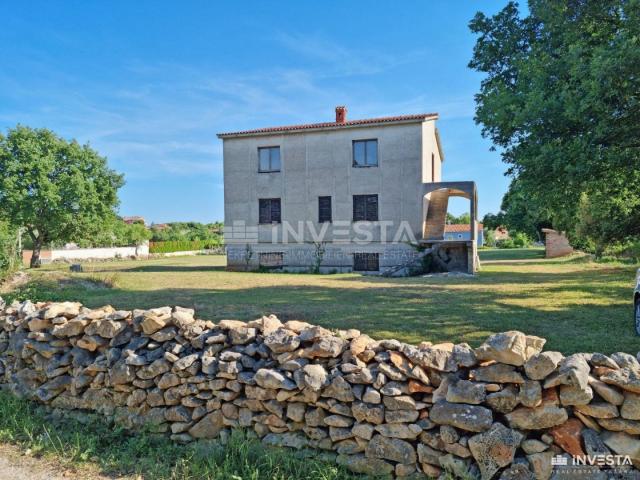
[8,264,638,354]
[327,265,634,291]
[481,256,594,267]
[89,264,229,273]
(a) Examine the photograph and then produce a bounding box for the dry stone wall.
[1,298,639,479]
[541,229,574,259]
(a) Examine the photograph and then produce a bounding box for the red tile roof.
[217,113,439,138]
[444,223,484,233]
[122,216,145,224]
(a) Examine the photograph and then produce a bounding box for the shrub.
[0,222,19,281]
[484,229,497,247]
[623,240,640,263]
[149,239,222,254]
[496,231,532,249]
[601,238,640,263]
[312,242,326,274]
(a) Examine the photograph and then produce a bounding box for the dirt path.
[0,443,130,480]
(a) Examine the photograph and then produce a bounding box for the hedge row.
[149,239,222,254]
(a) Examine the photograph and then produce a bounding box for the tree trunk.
[30,236,43,268]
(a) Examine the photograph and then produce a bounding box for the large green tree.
[0,126,125,267]
[483,178,553,240]
[469,0,640,251]
[446,212,471,224]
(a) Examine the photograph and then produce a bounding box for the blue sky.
[1,1,510,223]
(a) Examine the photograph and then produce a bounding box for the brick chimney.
[335,106,347,124]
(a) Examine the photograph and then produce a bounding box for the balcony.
[420,181,479,273]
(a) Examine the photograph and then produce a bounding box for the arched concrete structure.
[421,181,479,273]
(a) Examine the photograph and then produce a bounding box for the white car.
[635,268,640,334]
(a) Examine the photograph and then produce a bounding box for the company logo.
[551,454,634,474]
[223,220,420,245]
[551,455,568,466]
[573,455,633,467]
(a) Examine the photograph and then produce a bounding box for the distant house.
[493,226,509,241]
[123,216,146,225]
[444,223,484,246]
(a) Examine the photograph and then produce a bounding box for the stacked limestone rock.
[0,298,640,479]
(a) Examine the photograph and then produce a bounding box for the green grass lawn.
[477,246,546,261]
[6,248,639,354]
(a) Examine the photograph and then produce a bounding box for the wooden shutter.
[319,196,332,223]
[354,195,377,221]
[365,195,378,221]
[259,198,281,223]
[271,199,281,223]
[353,195,365,221]
[259,199,270,224]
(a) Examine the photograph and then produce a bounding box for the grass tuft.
[0,390,361,479]
[85,272,120,288]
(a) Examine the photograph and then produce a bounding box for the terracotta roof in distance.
[444,223,484,233]
[122,216,145,225]
[217,112,439,138]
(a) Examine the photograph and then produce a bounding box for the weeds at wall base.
[0,390,358,480]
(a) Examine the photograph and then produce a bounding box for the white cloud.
[275,31,430,77]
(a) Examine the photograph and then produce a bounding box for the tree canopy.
[79,218,151,249]
[469,0,640,251]
[483,178,552,241]
[150,222,222,242]
[446,212,471,225]
[0,126,125,266]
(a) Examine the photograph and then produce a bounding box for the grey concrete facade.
[218,111,476,273]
